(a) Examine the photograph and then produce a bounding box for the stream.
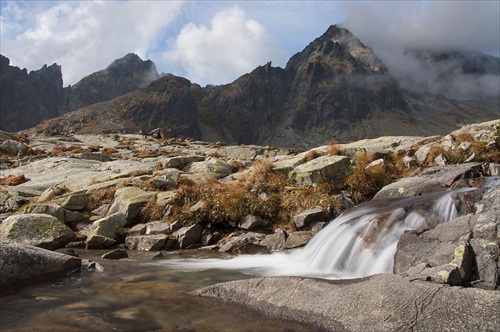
[0,250,314,331]
[1,177,497,331]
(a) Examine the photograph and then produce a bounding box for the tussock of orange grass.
[0,174,29,186]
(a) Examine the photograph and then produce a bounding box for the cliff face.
[0,53,159,132]
[0,55,67,132]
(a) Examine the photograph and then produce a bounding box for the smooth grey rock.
[374,163,483,199]
[238,215,270,230]
[146,221,171,235]
[194,274,500,332]
[284,231,312,249]
[106,187,155,226]
[159,155,204,170]
[183,157,235,180]
[293,207,325,229]
[260,229,286,251]
[80,152,111,162]
[288,155,350,187]
[127,223,147,236]
[125,234,168,251]
[101,249,128,260]
[0,213,75,250]
[20,203,84,225]
[58,192,89,211]
[0,238,81,295]
[272,153,307,176]
[215,145,265,160]
[86,213,127,249]
[174,223,204,249]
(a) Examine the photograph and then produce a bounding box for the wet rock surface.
[195,274,500,332]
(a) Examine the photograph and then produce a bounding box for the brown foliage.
[0,174,29,186]
[138,196,164,223]
[86,187,117,210]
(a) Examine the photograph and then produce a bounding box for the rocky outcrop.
[67,53,159,111]
[194,274,500,332]
[0,55,67,132]
[0,238,81,295]
[0,53,159,132]
[396,185,499,289]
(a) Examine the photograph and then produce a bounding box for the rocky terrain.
[0,118,499,330]
[3,26,499,148]
[0,53,159,132]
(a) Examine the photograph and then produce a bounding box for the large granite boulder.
[0,139,28,155]
[86,213,127,249]
[0,238,82,295]
[288,155,350,187]
[125,234,169,251]
[174,223,204,249]
[20,203,84,225]
[195,274,500,332]
[183,157,235,180]
[0,213,75,250]
[106,187,155,226]
[396,185,499,289]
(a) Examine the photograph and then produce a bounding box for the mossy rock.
[0,213,75,250]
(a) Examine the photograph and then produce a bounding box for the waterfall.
[158,177,499,279]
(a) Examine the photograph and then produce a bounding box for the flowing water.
[0,251,314,331]
[1,177,498,331]
[159,177,499,279]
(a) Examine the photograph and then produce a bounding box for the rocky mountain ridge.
[0,53,159,132]
[3,25,499,148]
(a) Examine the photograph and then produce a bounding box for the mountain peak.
[286,25,385,75]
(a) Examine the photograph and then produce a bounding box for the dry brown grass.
[326,141,342,156]
[133,150,163,158]
[86,187,117,210]
[166,159,344,229]
[138,195,164,223]
[39,185,70,202]
[0,174,29,186]
[304,150,322,162]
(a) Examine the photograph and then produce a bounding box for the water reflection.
[0,250,313,331]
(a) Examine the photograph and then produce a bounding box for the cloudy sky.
[1,1,499,88]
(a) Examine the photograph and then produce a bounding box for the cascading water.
[158,177,499,280]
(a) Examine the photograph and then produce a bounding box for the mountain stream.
[1,177,497,331]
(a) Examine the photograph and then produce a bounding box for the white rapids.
[155,177,499,280]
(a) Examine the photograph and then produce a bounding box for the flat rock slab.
[374,162,483,199]
[194,274,500,332]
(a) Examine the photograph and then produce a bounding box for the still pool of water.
[0,250,314,332]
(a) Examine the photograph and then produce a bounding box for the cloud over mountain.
[159,6,288,86]
[339,1,500,98]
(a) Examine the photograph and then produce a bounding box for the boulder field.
[0,120,499,330]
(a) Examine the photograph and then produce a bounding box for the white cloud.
[0,1,184,85]
[159,6,288,85]
[338,1,500,98]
